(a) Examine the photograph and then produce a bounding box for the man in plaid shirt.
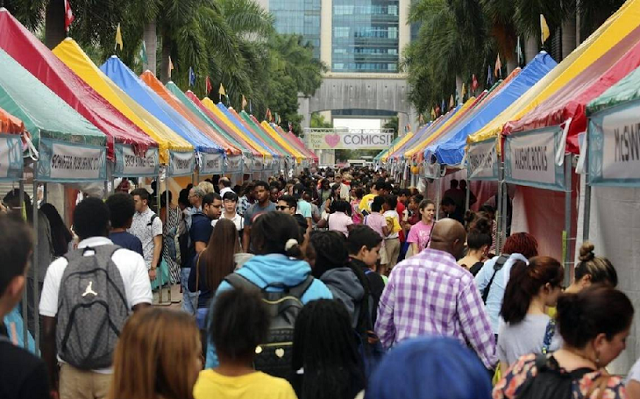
[375,218,497,369]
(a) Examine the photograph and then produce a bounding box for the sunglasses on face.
[276,205,291,211]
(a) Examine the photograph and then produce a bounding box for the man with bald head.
[375,218,497,370]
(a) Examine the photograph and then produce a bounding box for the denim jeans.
[181,268,198,315]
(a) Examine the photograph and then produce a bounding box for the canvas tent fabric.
[184,92,264,158]
[0,49,106,149]
[242,111,295,157]
[200,97,279,158]
[139,72,239,155]
[400,107,463,160]
[282,128,318,162]
[588,62,640,113]
[259,120,304,162]
[228,107,289,158]
[379,132,414,162]
[273,124,317,161]
[468,0,640,145]
[164,83,252,158]
[53,39,192,164]
[430,52,557,166]
[0,8,154,160]
[0,106,24,134]
[100,58,220,155]
[505,25,640,156]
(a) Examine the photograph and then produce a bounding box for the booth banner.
[37,138,106,182]
[467,139,499,181]
[243,156,252,173]
[168,150,195,177]
[504,127,565,191]
[114,144,159,177]
[422,161,441,179]
[226,154,243,174]
[201,152,224,175]
[0,134,23,182]
[264,157,273,172]
[308,131,394,149]
[588,101,640,186]
[252,156,264,172]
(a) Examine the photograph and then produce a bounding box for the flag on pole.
[449,95,455,110]
[419,113,425,125]
[218,83,226,97]
[205,76,212,94]
[441,99,446,114]
[241,95,248,111]
[471,74,478,92]
[494,53,502,78]
[516,36,524,65]
[168,56,174,78]
[435,105,441,116]
[288,121,293,133]
[461,83,466,101]
[139,40,148,64]
[540,14,551,45]
[487,64,494,86]
[430,108,436,120]
[404,124,411,133]
[188,67,196,87]
[115,23,123,51]
[64,0,74,33]
[265,109,272,122]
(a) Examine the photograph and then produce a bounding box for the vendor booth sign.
[226,155,243,173]
[168,150,195,177]
[114,144,158,177]
[37,138,106,182]
[467,138,498,181]
[252,156,264,172]
[201,152,224,175]
[588,101,640,186]
[0,134,23,181]
[308,131,394,150]
[504,127,565,191]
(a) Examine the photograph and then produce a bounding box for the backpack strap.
[541,318,557,354]
[64,245,121,265]
[482,255,508,303]
[224,273,261,292]
[147,214,157,226]
[288,275,314,300]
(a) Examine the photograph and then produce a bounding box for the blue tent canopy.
[100,56,222,154]
[215,103,279,158]
[426,52,557,166]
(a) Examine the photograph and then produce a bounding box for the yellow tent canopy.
[53,38,193,164]
[381,131,414,162]
[261,121,304,162]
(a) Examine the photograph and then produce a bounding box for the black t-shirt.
[349,257,385,325]
[109,231,144,257]
[0,324,50,399]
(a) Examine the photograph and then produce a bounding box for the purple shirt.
[375,248,497,369]
[365,213,386,238]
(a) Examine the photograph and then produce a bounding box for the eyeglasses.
[276,206,290,211]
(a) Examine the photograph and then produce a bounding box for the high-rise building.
[266,0,322,59]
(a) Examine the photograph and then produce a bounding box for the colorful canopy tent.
[183,92,265,159]
[259,120,305,162]
[0,48,107,182]
[165,83,255,159]
[53,39,193,171]
[140,72,241,157]
[505,24,640,155]
[270,123,316,162]
[378,131,415,162]
[228,107,290,158]
[383,122,435,161]
[0,8,155,160]
[100,57,221,159]
[281,128,318,163]
[241,111,297,158]
[0,106,24,134]
[200,97,282,160]
[428,52,557,166]
[468,0,640,146]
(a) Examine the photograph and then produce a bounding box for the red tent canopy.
[0,9,156,159]
[505,24,640,155]
[0,106,24,134]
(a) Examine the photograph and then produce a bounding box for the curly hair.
[502,232,538,259]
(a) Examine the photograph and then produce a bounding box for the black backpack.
[225,273,314,381]
[516,354,595,399]
[481,254,508,304]
[57,245,129,370]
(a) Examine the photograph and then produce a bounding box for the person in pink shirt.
[327,200,354,236]
[364,196,389,271]
[407,199,436,255]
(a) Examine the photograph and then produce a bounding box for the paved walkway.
[152,284,182,309]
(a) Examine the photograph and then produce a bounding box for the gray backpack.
[57,245,129,370]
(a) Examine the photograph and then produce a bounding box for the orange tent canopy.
[0,106,25,134]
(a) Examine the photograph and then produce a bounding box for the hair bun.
[285,238,299,252]
[579,242,596,262]
[469,216,491,235]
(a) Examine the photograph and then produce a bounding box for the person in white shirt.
[40,197,152,399]
[128,188,163,281]
[218,177,234,198]
[221,191,244,233]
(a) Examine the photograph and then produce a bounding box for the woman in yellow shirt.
[193,289,297,399]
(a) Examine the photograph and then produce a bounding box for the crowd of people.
[0,167,638,399]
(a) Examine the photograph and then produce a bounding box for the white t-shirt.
[627,358,640,384]
[128,208,163,269]
[221,212,244,231]
[39,236,153,373]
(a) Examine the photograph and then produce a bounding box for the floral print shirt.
[493,354,626,399]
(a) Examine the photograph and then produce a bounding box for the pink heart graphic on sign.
[325,134,341,148]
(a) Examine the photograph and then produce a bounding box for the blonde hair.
[108,308,201,399]
[198,181,215,194]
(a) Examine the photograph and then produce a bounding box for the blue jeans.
[181,268,198,315]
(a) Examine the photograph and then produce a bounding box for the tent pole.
[582,134,591,242]
[32,181,40,351]
[465,184,470,213]
[564,154,573,287]
[42,183,47,204]
[19,179,28,349]
[166,178,171,304]
[496,160,504,253]
[157,172,165,305]
[435,178,441,221]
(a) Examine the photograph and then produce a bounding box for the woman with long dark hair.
[292,299,366,399]
[458,215,492,276]
[188,218,240,330]
[497,257,564,371]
